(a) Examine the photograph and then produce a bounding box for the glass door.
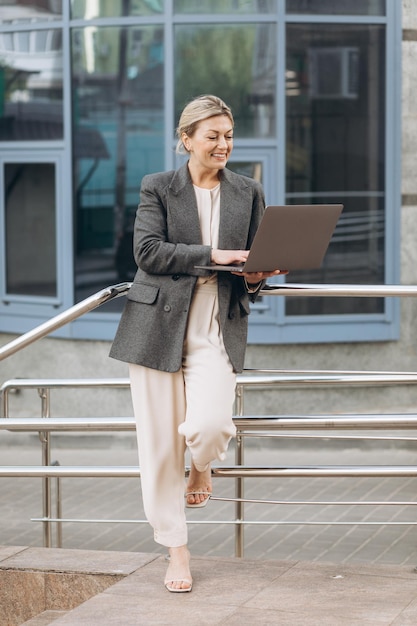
[0,153,63,315]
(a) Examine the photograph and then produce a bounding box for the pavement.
[3,544,417,625]
[2,432,417,624]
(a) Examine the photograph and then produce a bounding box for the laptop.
[195,204,343,273]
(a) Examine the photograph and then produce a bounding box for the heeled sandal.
[164,578,193,593]
[185,491,211,508]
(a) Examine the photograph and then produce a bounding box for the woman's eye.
[207,135,233,141]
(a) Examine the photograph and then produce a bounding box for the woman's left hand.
[232,269,289,283]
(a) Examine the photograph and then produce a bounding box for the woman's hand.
[210,250,289,283]
[211,249,249,266]
[238,269,288,283]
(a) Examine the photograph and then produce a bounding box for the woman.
[110,95,282,592]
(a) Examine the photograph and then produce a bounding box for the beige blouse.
[193,183,220,285]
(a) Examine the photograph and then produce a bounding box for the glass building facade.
[0,0,401,343]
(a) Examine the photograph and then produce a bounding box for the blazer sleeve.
[133,173,212,275]
[243,179,267,302]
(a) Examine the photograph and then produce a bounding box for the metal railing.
[1,282,417,557]
[2,373,417,553]
[0,282,131,362]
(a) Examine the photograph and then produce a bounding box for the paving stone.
[21,610,68,626]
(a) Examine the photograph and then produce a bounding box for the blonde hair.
[176,94,234,154]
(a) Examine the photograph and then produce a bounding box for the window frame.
[267,1,401,344]
[0,149,71,332]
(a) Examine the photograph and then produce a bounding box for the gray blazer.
[109,163,265,373]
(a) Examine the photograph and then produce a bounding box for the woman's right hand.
[211,249,249,266]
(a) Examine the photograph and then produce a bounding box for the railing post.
[52,460,63,548]
[38,387,52,548]
[1,388,7,418]
[235,383,244,557]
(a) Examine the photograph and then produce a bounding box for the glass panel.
[227,160,263,184]
[71,0,164,19]
[72,25,164,307]
[0,29,63,141]
[286,0,386,16]
[174,0,275,14]
[0,1,62,22]
[175,24,276,138]
[5,162,57,297]
[286,24,386,316]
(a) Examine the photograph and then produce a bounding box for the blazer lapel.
[218,169,252,249]
[167,164,202,244]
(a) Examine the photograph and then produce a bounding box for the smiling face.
[182,114,234,177]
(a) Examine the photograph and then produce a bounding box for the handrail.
[4,371,417,420]
[4,413,417,432]
[262,282,417,297]
[0,282,131,362]
[2,281,417,363]
[3,371,417,395]
[1,465,417,479]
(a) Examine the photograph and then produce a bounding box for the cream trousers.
[129,281,237,547]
